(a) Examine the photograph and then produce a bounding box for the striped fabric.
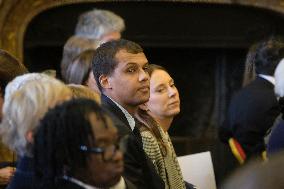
[141,126,185,189]
[228,138,246,164]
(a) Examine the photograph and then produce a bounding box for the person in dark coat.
[92,39,165,188]
[219,37,284,159]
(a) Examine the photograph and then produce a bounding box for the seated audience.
[0,49,28,188]
[267,59,284,155]
[62,8,125,90]
[34,98,125,189]
[221,151,284,189]
[136,64,194,189]
[0,73,72,189]
[92,39,164,188]
[219,37,284,159]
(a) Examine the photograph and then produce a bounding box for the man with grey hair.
[75,9,125,44]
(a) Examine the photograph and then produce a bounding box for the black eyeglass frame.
[79,144,120,162]
[79,135,129,162]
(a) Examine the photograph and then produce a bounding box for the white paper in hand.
[178,151,217,189]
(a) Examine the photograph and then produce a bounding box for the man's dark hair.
[0,49,28,95]
[254,36,284,75]
[92,39,143,91]
[34,98,109,188]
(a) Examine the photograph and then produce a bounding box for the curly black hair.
[33,98,109,188]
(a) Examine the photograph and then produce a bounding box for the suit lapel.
[255,76,274,90]
[101,94,131,130]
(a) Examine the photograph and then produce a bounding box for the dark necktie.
[132,126,143,146]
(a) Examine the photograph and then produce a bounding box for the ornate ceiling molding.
[0,0,284,61]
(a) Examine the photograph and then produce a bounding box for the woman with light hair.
[4,73,51,102]
[0,49,27,189]
[267,59,284,155]
[0,73,72,189]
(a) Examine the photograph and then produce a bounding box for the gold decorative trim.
[1,0,284,62]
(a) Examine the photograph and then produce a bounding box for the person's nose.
[112,149,123,163]
[168,87,177,98]
[138,68,149,82]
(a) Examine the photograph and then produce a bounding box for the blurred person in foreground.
[0,49,28,188]
[0,73,72,189]
[221,151,284,189]
[34,98,126,189]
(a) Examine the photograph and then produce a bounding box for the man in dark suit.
[92,39,164,188]
[220,37,284,159]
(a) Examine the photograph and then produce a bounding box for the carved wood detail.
[0,0,284,62]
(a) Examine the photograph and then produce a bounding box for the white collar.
[62,176,97,189]
[63,176,126,189]
[107,96,135,131]
[258,74,275,85]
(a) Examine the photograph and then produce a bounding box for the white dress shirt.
[63,176,126,189]
[258,74,275,85]
[107,96,135,131]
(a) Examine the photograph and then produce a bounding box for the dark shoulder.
[232,78,276,105]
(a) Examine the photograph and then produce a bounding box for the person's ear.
[26,131,34,143]
[99,75,112,89]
